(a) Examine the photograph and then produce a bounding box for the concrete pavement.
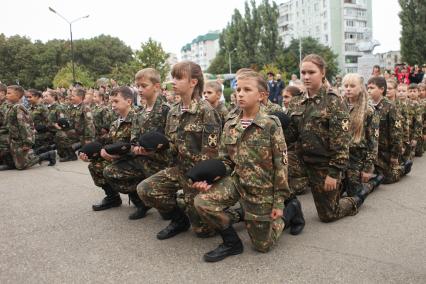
[0,158,425,283]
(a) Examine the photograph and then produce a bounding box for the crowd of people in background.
[0,55,425,262]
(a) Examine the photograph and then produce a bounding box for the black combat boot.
[92,185,122,211]
[38,150,56,166]
[159,211,174,220]
[203,226,244,262]
[157,207,190,240]
[128,192,151,220]
[352,184,370,208]
[368,174,384,192]
[60,149,77,162]
[283,197,305,235]
[403,160,413,175]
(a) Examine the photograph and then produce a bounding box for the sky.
[1,0,401,57]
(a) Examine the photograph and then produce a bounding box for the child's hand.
[79,152,89,162]
[100,149,119,161]
[270,208,283,220]
[191,181,212,192]
[324,175,337,191]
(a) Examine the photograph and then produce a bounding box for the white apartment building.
[181,32,220,71]
[278,0,373,74]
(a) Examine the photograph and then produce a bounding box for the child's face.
[0,91,5,102]
[301,61,324,93]
[420,88,426,99]
[173,75,195,98]
[408,88,419,100]
[236,78,262,110]
[367,83,384,102]
[166,92,174,103]
[203,87,220,105]
[283,91,293,108]
[111,94,131,115]
[83,94,93,105]
[386,83,397,100]
[174,94,181,104]
[25,92,39,105]
[397,85,408,100]
[70,90,83,105]
[43,93,54,105]
[343,79,361,101]
[136,77,159,100]
[93,93,102,104]
[6,89,21,104]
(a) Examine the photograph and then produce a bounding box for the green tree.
[135,38,170,81]
[399,0,426,65]
[53,62,94,88]
[278,37,339,81]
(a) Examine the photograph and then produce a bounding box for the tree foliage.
[399,0,426,65]
[52,62,94,88]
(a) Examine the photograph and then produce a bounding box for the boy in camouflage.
[137,61,222,240]
[0,83,10,166]
[1,85,56,170]
[25,89,50,153]
[407,84,423,157]
[203,81,229,126]
[193,69,304,262]
[55,87,95,162]
[103,68,171,220]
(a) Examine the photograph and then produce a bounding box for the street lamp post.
[228,48,237,74]
[49,7,89,84]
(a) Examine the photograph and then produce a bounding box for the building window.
[345,55,358,64]
[346,20,354,27]
[345,43,357,52]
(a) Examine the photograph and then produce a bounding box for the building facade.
[375,50,401,71]
[180,31,220,71]
[278,0,373,74]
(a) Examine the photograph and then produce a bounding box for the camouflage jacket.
[220,110,290,212]
[5,103,35,147]
[130,95,170,144]
[46,103,66,132]
[346,102,379,173]
[214,102,229,126]
[285,92,308,150]
[288,87,350,179]
[91,104,112,136]
[68,103,95,143]
[408,100,423,140]
[374,97,403,160]
[166,99,221,173]
[0,102,11,149]
[104,108,135,145]
[262,100,283,114]
[28,103,49,132]
[396,100,411,144]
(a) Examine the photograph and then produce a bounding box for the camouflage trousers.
[104,155,167,194]
[288,151,309,195]
[375,151,402,184]
[305,164,358,223]
[34,132,53,150]
[54,130,79,158]
[88,158,111,188]
[401,142,413,163]
[137,166,214,235]
[194,175,284,253]
[415,138,424,157]
[1,142,39,170]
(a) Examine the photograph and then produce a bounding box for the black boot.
[60,149,77,162]
[38,150,56,166]
[92,185,122,211]
[203,226,244,262]
[404,160,413,175]
[225,206,244,224]
[353,184,369,208]
[128,192,151,220]
[159,211,174,220]
[368,174,384,192]
[283,197,305,235]
[157,207,190,240]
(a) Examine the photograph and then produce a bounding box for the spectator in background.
[289,74,298,86]
[267,72,278,103]
[371,65,382,77]
[276,74,285,106]
[409,65,424,84]
[216,76,226,103]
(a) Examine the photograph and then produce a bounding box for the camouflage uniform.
[104,96,170,194]
[214,102,229,126]
[0,101,11,164]
[3,103,39,169]
[373,97,403,184]
[263,100,282,114]
[396,100,412,163]
[92,104,113,144]
[194,111,290,252]
[345,103,380,196]
[28,103,50,150]
[411,100,424,157]
[288,87,358,222]
[55,103,95,158]
[88,108,135,188]
[285,93,310,195]
[422,99,426,152]
[137,99,221,235]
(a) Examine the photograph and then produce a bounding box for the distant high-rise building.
[180,31,220,72]
[278,0,373,74]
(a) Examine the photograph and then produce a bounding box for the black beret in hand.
[138,131,169,151]
[35,125,48,133]
[57,118,70,129]
[104,141,131,156]
[270,111,291,129]
[186,159,227,184]
[79,142,103,159]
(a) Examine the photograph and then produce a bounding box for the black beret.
[35,124,48,133]
[138,131,169,151]
[57,117,70,129]
[270,111,291,129]
[104,141,131,156]
[79,142,103,159]
[186,159,226,184]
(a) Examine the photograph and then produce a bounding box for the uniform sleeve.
[413,104,423,140]
[389,104,403,159]
[218,126,235,176]
[83,106,96,142]
[200,107,221,159]
[327,96,350,179]
[130,113,141,145]
[270,120,291,210]
[363,110,379,173]
[16,107,35,147]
